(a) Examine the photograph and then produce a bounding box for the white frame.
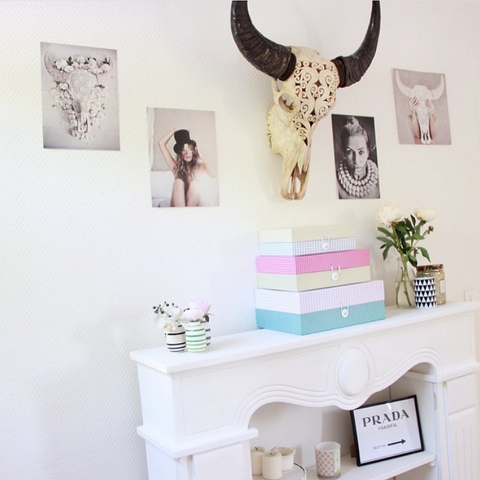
[350,395,424,466]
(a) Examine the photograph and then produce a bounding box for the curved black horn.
[231,1,297,81]
[332,1,381,88]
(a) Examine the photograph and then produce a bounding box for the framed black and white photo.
[350,395,424,466]
[331,114,381,200]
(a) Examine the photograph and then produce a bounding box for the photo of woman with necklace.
[332,114,381,200]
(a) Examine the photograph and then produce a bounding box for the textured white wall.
[1,2,480,479]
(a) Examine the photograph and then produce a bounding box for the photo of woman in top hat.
[148,108,219,208]
[158,128,217,207]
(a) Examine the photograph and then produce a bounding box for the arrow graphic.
[388,439,406,446]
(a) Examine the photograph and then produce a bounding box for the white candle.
[250,446,265,475]
[261,450,282,480]
[273,446,296,471]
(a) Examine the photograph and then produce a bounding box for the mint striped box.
[255,280,385,335]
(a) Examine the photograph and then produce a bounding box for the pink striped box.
[256,249,370,275]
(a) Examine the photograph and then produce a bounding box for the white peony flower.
[64,65,74,73]
[163,304,184,321]
[414,208,436,222]
[376,205,402,226]
[76,56,86,64]
[101,63,111,73]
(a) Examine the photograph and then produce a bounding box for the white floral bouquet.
[153,302,185,332]
[153,300,211,331]
[376,205,436,308]
[376,205,436,268]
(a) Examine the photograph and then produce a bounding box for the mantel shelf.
[305,452,436,480]
[131,302,480,375]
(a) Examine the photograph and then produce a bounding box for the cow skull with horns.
[44,53,113,140]
[231,1,381,200]
[395,70,445,145]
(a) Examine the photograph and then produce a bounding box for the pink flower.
[184,300,211,322]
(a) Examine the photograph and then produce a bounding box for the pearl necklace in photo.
[337,159,379,198]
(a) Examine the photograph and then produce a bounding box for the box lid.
[259,224,355,243]
[256,249,370,275]
[255,280,385,313]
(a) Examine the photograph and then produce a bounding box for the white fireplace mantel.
[131,302,480,480]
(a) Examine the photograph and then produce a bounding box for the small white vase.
[164,324,186,352]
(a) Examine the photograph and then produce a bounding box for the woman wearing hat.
[158,128,217,207]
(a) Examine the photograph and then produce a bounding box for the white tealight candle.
[274,446,296,471]
[250,446,265,475]
[261,450,282,480]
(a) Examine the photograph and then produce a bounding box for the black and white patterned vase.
[414,277,437,309]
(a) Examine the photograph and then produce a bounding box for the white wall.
[1,2,480,479]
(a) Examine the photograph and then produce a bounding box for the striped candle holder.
[186,321,207,352]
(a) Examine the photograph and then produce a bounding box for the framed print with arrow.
[350,395,424,466]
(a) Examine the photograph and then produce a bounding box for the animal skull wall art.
[44,53,113,141]
[231,1,381,200]
[395,70,445,145]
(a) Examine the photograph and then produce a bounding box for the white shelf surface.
[130,302,480,375]
[305,452,436,480]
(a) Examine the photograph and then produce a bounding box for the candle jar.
[416,264,446,305]
[315,442,341,479]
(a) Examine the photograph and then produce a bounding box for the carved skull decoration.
[231,1,381,200]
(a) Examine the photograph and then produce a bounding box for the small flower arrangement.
[376,205,435,267]
[376,205,436,308]
[153,301,185,332]
[153,300,211,331]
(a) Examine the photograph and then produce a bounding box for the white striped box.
[258,224,356,257]
[255,280,385,314]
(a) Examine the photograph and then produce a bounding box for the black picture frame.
[350,395,424,466]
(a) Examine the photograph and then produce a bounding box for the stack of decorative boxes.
[255,224,385,335]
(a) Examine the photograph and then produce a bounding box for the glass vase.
[395,256,415,308]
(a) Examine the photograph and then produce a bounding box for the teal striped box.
[256,301,386,335]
